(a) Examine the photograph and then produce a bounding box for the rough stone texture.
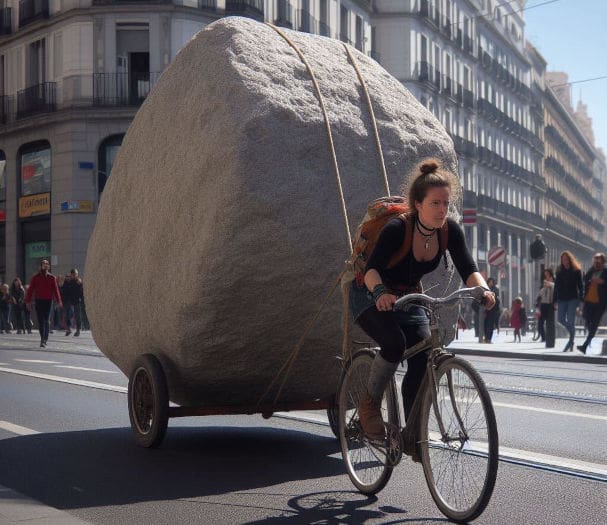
[85,17,461,409]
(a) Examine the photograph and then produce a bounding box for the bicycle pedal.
[385,424,403,467]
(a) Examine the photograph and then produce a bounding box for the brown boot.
[358,392,385,440]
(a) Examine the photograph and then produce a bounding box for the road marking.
[0,366,126,393]
[0,420,40,435]
[492,401,607,421]
[14,359,59,364]
[55,365,118,374]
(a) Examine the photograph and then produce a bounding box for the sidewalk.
[448,329,607,364]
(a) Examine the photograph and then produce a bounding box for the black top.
[366,217,478,290]
[62,278,84,305]
[553,267,583,302]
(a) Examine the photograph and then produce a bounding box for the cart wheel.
[327,401,339,438]
[128,354,169,448]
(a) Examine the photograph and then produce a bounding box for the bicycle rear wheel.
[419,356,498,523]
[338,349,399,495]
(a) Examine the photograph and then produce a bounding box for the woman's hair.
[543,268,554,281]
[559,250,581,272]
[402,158,461,210]
[514,296,523,305]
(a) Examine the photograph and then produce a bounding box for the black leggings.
[357,306,430,421]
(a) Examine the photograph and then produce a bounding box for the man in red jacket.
[25,259,63,348]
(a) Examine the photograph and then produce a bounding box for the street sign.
[488,246,506,267]
[463,209,477,224]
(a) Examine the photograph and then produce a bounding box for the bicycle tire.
[338,349,399,495]
[419,356,498,523]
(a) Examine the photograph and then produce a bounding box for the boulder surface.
[85,17,460,408]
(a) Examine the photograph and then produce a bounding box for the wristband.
[372,283,388,303]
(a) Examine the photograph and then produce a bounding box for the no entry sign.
[488,246,506,267]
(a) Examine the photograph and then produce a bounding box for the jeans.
[557,299,578,342]
[35,299,52,342]
[64,303,82,331]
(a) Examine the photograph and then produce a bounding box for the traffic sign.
[488,246,506,267]
[463,209,477,224]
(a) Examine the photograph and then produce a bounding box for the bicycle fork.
[427,349,469,449]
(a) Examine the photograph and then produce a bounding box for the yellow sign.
[19,192,51,218]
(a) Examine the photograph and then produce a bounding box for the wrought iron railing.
[93,72,160,107]
[16,82,56,118]
[18,0,49,28]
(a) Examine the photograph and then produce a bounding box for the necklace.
[415,218,436,250]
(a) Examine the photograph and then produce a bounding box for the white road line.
[0,420,40,435]
[14,359,59,364]
[55,365,118,374]
[493,401,607,421]
[0,366,126,393]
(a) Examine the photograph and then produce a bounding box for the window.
[53,33,62,80]
[98,134,124,199]
[19,142,51,197]
[340,5,349,42]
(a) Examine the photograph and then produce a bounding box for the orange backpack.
[351,196,449,286]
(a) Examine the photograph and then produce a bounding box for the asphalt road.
[0,332,606,524]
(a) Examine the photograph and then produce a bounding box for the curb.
[450,347,607,364]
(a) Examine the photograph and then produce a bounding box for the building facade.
[0,0,605,306]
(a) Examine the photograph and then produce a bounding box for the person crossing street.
[25,259,63,348]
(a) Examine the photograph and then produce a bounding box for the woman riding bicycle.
[348,158,496,441]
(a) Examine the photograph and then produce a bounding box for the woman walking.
[538,268,556,348]
[553,251,583,352]
[9,278,26,334]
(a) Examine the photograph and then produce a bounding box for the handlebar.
[393,286,488,311]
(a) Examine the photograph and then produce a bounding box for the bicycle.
[337,286,499,523]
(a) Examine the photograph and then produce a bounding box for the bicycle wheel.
[419,357,498,523]
[338,349,399,495]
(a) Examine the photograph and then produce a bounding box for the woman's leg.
[355,308,404,438]
[565,299,577,343]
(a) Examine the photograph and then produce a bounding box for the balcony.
[225,0,264,20]
[18,0,49,28]
[93,72,159,107]
[274,0,292,29]
[416,61,431,83]
[0,7,11,36]
[318,20,330,37]
[16,82,56,118]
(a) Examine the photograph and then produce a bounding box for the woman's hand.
[483,290,497,310]
[375,293,397,312]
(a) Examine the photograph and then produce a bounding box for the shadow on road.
[0,426,347,511]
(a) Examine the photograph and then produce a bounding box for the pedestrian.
[538,268,555,348]
[0,284,12,333]
[553,250,583,352]
[348,158,496,449]
[62,268,84,336]
[25,259,63,348]
[9,278,26,334]
[577,253,607,354]
[510,297,525,343]
[483,277,500,343]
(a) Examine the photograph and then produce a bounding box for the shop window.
[18,141,51,197]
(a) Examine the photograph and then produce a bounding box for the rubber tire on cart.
[128,353,169,448]
[327,402,339,438]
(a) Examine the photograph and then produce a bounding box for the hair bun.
[419,160,440,175]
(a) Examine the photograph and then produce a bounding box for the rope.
[342,43,390,197]
[267,23,352,252]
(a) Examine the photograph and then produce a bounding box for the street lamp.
[530,234,547,286]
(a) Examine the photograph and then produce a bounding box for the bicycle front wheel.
[419,357,498,523]
[338,349,399,495]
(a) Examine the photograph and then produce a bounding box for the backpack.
[351,196,449,286]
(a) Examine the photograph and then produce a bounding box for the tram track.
[393,369,607,405]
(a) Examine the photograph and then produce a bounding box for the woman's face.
[561,254,571,268]
[415,186,451,229]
